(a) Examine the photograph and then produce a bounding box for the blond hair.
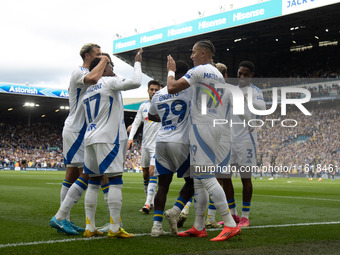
[79,43,100,60]
[216,62,227,77]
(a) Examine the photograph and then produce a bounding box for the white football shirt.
[149,86,190,144]
[128,100,161,149]
[182,63,233,140]
[63,67,90,133]
[119,92,128,142]
[231,84,266,143]
[83,62,141,146]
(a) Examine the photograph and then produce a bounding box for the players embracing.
[166,40,246,241]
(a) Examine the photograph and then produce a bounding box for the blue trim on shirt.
[193,124,215,164]
[75,88,81,110]
[64,122,86,164]
[107,96,113,122]
[99,144,120,174]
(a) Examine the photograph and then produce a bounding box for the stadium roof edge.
[113,0,339,54]
[113,2,340,85]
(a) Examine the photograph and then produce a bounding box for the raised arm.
[84,55,109,85]
[167,55,190,94]
[111,49,143,91]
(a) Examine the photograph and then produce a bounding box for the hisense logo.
[233,9,265,21]
[115,40,136,49]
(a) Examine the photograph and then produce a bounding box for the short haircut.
[196,39,215,56]
[175,60,189,80]
[80,43,100,60]
[89,58,101,71]
[215,62,227,77]
[148,80,161,88]
[239,61,255,73]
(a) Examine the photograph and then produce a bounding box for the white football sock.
[56,179,87,221]
[108,184,123,233]
[60,181,70,204]
[85,183,100,232]
[145,176,157,206]
[207,198,217,222]
[193,178,208,231]
[202,178,236,228]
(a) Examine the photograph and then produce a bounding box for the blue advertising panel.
[0,83,69,98]
[0,83,141,111]
[113,0,282,53]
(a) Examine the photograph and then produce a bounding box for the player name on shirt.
[158,92,180,102]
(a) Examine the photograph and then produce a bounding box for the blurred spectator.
[0,122,64,168]
[257,102,340,175]
[0,120,146,170]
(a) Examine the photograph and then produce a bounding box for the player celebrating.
[167,39,242,242]
[50,43,108,235]
[148,61,194,237]
[223,61,266,228]
[127,81,161,213]
[205,62,228,229]
[82,49,143,238]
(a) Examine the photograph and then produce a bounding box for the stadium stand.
[0,120,143,171]
[0,121,64,169]
[257,102,340,177]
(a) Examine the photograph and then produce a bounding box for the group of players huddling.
[49,39,265,242]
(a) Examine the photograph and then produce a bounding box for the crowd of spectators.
[0,120,143,171]
[256,45,340,79]
[262,82,340,102]
[2,101,338,175]
[306,83,340,97]
[252,45,340,89]
[257,102,340,174]
[124,133,142,171]
[0,121,64,169]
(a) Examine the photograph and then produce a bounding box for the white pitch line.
[0,236,105,249]
[1,221,340,249]
[234,221,340,230]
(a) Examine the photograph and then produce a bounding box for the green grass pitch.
[0,171,339,254]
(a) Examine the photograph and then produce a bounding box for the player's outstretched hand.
[167,55,176,72]
[127,139,135,151]
[135,48,143,63]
